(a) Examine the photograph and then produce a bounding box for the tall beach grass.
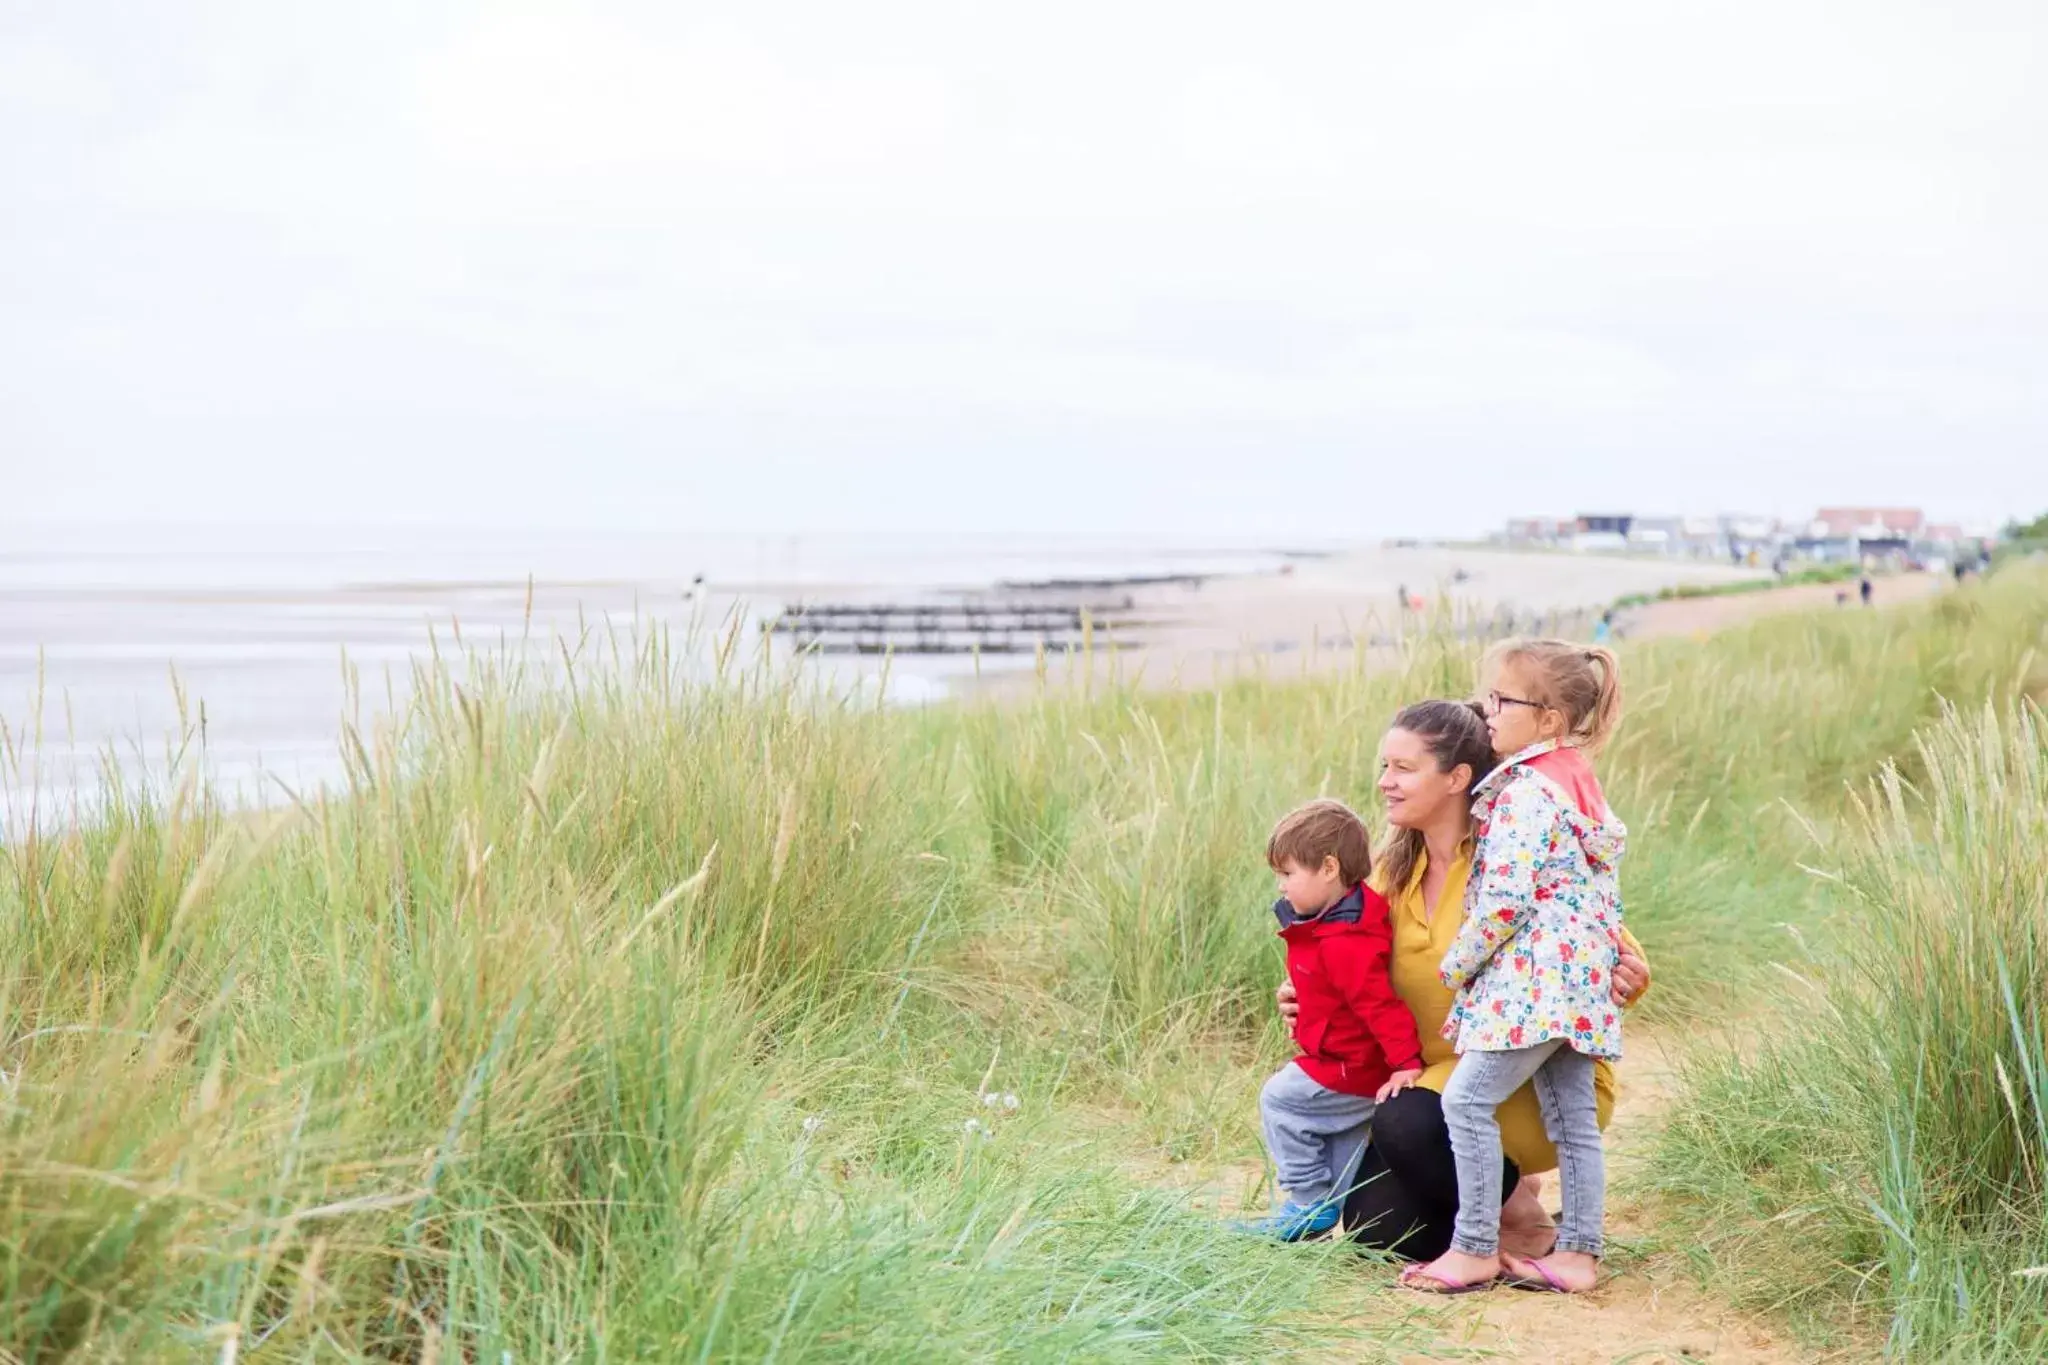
[1653,693,2048,1359]
[0,565,2042,1359]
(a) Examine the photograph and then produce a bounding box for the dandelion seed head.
[1003,1093,1019,1110]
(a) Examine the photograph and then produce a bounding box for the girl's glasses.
[1485,690,1545,717]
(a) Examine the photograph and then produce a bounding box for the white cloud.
[416,14,955,176]
[0,36,112,117]
[3,0,2044,535]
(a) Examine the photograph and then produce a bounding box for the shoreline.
[0,543,1865,823]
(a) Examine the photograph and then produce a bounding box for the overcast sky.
[4,1,2042,539]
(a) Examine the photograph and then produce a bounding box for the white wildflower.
[982,1092,1001,1107]
[1003,1093,1019,1110]
[964,1118,984,1135]
[801,1115,825,1136]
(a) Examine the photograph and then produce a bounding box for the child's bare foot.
[1500,1249,1600,1293]
[1399,1248,1500,1294]
[1499,1177,1558,1259]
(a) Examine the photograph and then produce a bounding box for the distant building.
[1680,516,1725,554]
[1813,508,1925,540]
[1716,513,1783,565]
[1721,512,1780,543]
[1803,508,1925,564]
[1569,513,1630,554]
[1501,517,1575,546]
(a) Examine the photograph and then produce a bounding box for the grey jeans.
[1440,1040,1604,1257]
[1258,1062,1378,1207]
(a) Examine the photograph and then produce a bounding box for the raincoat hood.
[1474,740,1627,875]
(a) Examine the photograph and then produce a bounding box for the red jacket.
[1277,884,1423,1096]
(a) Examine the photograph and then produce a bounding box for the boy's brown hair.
[1266,798,1372,885]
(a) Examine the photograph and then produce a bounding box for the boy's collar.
[1273,881,1367,928]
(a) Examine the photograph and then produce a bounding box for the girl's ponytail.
[1579,645,1623,754]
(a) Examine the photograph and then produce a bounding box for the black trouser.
[1341,1086,1520,1259]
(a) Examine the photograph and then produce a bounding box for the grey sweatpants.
[1441,1039,1605,1257]
[1258,1062,1378,1207]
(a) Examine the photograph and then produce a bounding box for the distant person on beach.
[1860,576,1874,606]
[1591,611,1613,644]
[1274,702,1650,1271]
[1397,584,1410,613]
[1401,642,1627,1296]
[1239,801,1423,1240]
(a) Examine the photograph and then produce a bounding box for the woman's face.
[1377,727,1469,829]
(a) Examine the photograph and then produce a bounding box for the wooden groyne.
[763,594,1148,656]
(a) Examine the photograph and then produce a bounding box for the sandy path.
[1380,1030,1837,1364]
[1129,1031,1845,1362]
[1621,572,1945,641]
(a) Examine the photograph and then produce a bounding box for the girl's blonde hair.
[1482,638,1625,754]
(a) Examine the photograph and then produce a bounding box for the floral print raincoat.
[1439,740,1626,1059]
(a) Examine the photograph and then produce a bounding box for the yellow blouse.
[1376,841,1647,1175]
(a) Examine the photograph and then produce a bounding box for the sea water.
[1,523,1302,826]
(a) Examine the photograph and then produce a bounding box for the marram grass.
[1653,695,2048,1360]
[0,567,2042,1360]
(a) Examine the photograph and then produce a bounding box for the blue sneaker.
[1234,1199,1341,1241]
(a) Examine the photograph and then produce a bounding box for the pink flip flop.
[1501,1257,1581,1293]
[1398,1265,1498,1296]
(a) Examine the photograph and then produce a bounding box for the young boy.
[1243,799,1423,1240]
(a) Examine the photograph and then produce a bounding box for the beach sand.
[984,545,1775,694]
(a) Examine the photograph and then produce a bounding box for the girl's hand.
[1612,935,1649,1005]
[1375,1067,1422,1103]
[1276,978,1300,1024]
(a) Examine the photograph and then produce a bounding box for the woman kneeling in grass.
[1275,700,1649,1268]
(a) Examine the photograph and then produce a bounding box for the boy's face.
[1276,855,1344,914]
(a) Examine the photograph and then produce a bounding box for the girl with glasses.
[1402,640,1626,1296]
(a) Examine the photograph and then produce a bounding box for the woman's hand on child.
[1375,1067,1422,1103]
[1275,978,1300,1023]
[1611,934,1649,1004]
